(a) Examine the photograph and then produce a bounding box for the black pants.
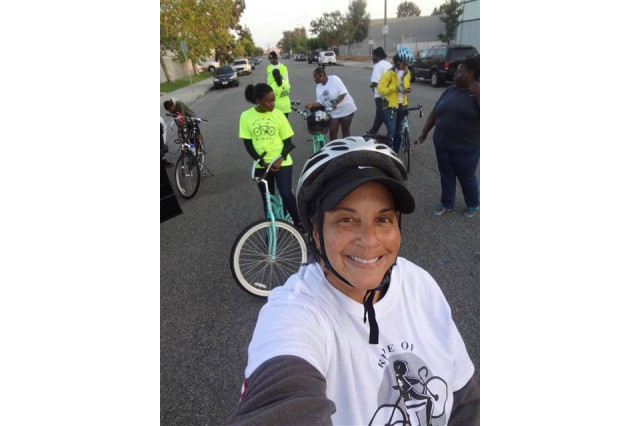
[369,97,386,134]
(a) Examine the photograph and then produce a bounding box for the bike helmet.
[296,136,414,233]
[397,46,414,63]
[295,136,415,345]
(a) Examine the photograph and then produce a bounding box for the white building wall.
[456,0,480,51]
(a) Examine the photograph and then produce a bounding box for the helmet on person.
[396,46,414,63]
[296,136,415,234]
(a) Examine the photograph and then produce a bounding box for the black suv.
[409,45,478,86]
[307,50,320,64]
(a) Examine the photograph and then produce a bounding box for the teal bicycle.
[290,100,332,153]
[230,157,307,298]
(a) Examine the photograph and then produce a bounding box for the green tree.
[160,0,245,82]
[436,0,463,44]
[346,0,370,44]
[397,1,421,17]
[310,11,347,49]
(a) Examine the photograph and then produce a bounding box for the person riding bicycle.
[227,137,479,425]
[239,83,303,232]
[377,46,414,153]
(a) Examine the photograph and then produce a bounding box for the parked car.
[294,53,307,62]
[317,51,336,66]
[307,51,320,64]
[253,57,262,64]
[197,56,220,73]
[409,45,478,86]
[233,58,252,76]
[212,65,239,89]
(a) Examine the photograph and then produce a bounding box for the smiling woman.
[226,136,480,425]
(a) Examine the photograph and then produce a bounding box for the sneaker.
[464,207,479,218]
[432,203,452,217]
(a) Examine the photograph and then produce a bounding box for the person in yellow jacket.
[377,47,414,153]
[269,68,292,117]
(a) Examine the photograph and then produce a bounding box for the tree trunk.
[160,44,175,83]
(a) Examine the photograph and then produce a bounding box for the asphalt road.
[160,60,480,425]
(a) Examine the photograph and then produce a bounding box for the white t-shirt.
[315,75,357,119]
[371,59,392,98]
[245,257,475,426]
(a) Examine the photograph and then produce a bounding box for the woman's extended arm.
[225,355,336,425]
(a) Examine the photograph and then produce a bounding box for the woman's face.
[313,72,327,85]
[454,64,471,88]
[256,91,275,112]
[313,182,401,302]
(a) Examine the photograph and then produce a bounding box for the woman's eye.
[337,217,354,224]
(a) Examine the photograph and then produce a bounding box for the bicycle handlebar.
[405,104,423,118]
[165,112,208,123]
[251,153,282,182]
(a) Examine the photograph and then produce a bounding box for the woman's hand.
[269,157,284,173]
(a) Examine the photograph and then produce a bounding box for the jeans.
[382,108,397,150]
[255,165,302,227]
[434,141,480,209]
[382,108,407,153]
[369,97,386,134]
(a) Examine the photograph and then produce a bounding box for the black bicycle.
[166,113,208,198]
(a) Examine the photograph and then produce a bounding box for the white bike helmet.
[296,136,414,233]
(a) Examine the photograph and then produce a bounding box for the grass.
[161,72,212,94]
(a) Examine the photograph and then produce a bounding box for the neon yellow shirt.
[267,63,289,85]
[270,80,292,114]
[239,107,294,167]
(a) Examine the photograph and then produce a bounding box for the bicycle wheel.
[195,134,205,172]
[230,219,307,297]
[402,128,411,174]
[174,151,200,198]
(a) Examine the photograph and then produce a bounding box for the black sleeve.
[243,139,263,162]
[225,355,336,425]
[448,373,480,426]
[280,137,295,161]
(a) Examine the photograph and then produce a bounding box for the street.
[160,60,479,425]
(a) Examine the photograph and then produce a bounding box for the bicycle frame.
[251,159,289,257]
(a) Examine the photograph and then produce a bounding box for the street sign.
[180,40,188,56]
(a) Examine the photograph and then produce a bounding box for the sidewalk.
[160,60,370,109]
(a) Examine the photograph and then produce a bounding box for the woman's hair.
[461,55,480,80]
[244,83,273,104]
[272,68,283,87]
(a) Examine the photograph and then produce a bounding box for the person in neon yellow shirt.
[239,83,302,231]
[269,68,292,117]
[266,51,289,86]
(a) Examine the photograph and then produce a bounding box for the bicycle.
[230,157,308,298]
[166,113,208,198]
[398,104,423,174]
[290,100,332,154]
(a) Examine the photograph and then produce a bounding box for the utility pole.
[383,0,387,53]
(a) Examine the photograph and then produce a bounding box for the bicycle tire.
[195,134,205,172]
[174,151,200,198]
[402,128,411,174]
[230,219,307,298]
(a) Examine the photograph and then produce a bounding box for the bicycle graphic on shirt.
[369,360,448,426]
[253,125,276,137]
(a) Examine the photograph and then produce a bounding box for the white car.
[317,51,337,66]
[197,56,220,73]
[233,59,252,76]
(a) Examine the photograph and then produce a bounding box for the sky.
[240,0,443,49]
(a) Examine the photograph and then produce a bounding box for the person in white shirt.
[305,66,358,141]
[367,47,393,135]
[227,137,479,425]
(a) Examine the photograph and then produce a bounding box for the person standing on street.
[305,67,357,141]
[377,47,414,153]
[417,56,480,219]
[367,47,392,135]
[266,51,289,86]
[269,68,292,118]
